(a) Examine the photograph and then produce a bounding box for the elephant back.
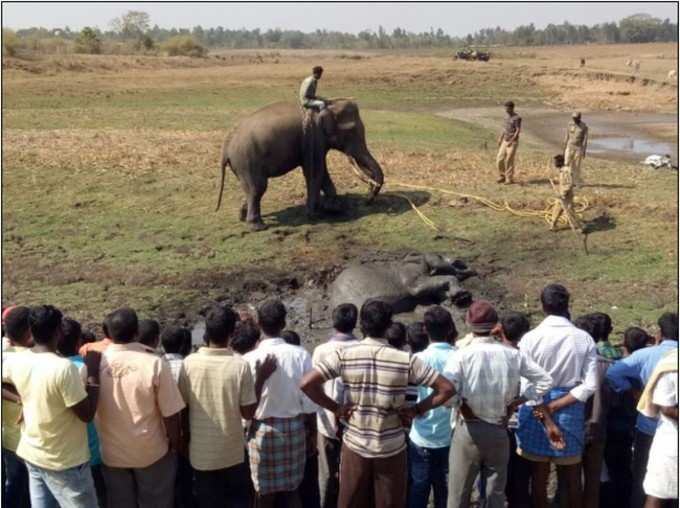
[330,264,409,314]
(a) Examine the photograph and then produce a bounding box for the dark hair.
[4,306,31,344]
[360,300,393,338]
[623,327,651,354]
[231,319,260,355]
[332,303,358,334]
[504,100,515,108]
[541,284,570,317]
[29,305,63,345]
[386,322,407,350]
[282,330,301,346]
[658,312,678,341]
[407,321,429,353]
[313,65,323,74]
[501,312,531,343]
[424,306,456,342]
[589,312,613,342]
[162,326,192,356]
[574,315,598,339]
[138,319,160,349]
[102,313,112,338]
[58,317,82,357]
[204,305,238,346]
[81,330,96,345]
[257,299,287,337]
[108,307,139,343]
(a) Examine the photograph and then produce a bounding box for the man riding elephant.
[299,66,327,111]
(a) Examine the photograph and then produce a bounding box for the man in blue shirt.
[606,312,678,508]
[408,306,457,508]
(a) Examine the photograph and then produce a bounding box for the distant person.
[231,319,261,356]
[517,284,599,508]
[496,100,521,185]
[623,327,654,356]
[590,312,621,360]
[311,303,359,508]
[300,66,327,111]
[494,312,533,508]
[244,299,317,507]
[638,351,678,507]
[445,301,553,508]
[606,312,678,508]
[97,307,186,508]
[386,321,409,351]
[79,313,113,356]
[408,306,457,508]
[549,154,582,233]
[563,112,589,188]
[138,319,161,352]
[58,317,106,507]
[406,321,430,354]
[179,305,276,508]
[282,329,302,346]
[300,300,455,508]
[1,306,32,508]
[161,325,192,383]
[3,305,101,507]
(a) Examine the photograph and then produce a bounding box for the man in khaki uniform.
[549,154,582,233]
[496,101,522,185]
[563,112,588,187]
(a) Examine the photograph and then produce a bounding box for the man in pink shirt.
[96,307,186,508]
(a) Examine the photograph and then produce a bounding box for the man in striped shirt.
[301,300,455,508]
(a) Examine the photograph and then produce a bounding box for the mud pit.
[188,251,502,350]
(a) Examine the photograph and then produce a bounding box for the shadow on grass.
[581,183,636,190]
[583,212,616,234]
[264,190,431,228]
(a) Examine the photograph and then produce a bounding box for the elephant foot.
[249,221,268,232]
[455,269,478,282]
[450,290,472,308]
[239,206,247,222]
[322,197,344,215]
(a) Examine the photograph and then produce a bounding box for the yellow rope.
[347,160,589,231]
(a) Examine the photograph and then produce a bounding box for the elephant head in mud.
[330,253,477,314]
[216,100,384,230]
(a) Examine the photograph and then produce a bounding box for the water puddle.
[588,136,675,158]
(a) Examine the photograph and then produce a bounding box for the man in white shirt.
[516,284,599,508]
[311,303,359,508]
[444,301,552,508]
[244,299,317,507]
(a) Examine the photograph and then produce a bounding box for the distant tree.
[619,13,662,43]
[75,26,102,54]
[110,10,150,40]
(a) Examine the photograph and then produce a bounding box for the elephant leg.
[246,178,268,231]
[239,201,247,222]
[321,170,344,214]
[321,169,337,197]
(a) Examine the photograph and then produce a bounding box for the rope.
[346,159,590,231]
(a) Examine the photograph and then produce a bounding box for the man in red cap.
[443,300,553,508]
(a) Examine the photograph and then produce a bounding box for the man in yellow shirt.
[1,306,32,508]
[2,305,101,508]
[549,154,582,233]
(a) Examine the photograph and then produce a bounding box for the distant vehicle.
[454,48,490,62]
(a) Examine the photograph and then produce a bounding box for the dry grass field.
[2,43,677,337]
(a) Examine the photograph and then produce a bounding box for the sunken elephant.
[216,100,384,230]
[330,253,476,314]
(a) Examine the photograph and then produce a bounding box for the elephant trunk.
[353,150,384,202]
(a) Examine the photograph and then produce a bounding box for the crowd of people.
[1,283,677,508]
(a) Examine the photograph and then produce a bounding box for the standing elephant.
[216,100,384,230]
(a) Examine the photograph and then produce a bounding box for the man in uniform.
[496,101,522,185]
[300,66,327,111]
[549,154,582,233]
[563,112,588,187]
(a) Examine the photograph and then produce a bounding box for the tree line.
[4,11,677,57]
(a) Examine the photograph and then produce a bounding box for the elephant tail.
[215,140,230,212]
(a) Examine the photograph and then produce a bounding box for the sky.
[2,2,677,36]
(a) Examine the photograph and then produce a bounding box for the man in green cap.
[563,112,588,188]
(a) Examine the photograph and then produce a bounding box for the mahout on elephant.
[216,100,384,230]
[330,253,477,314]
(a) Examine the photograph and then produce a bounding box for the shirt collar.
[660,340,678,347]
[541,315,572,327]
[258,337,286,347]
[469,335,497,344]
[197,347,232,356]
[427,342,453,350]
[330,332,357,342]
[163,353,184,360]
[107,342,149,352]
[362,337,389,346]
